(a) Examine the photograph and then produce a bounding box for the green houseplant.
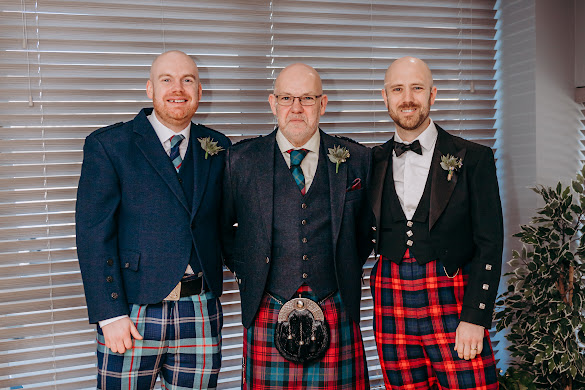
[496,167,585,389]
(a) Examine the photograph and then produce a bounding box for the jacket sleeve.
[220,147,237,273]
[459,147,503,329]
[356,147,375,265]
[75,134,129,324]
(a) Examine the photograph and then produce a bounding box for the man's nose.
[290,97,304,112]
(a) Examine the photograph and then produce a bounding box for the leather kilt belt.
[267,291,333,364]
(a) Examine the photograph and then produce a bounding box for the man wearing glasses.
[221,63,373,389]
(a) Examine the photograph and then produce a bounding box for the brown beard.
[388,95,431,131]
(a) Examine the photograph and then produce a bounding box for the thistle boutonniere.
[440,154,463,181]
[327,145,350,174]
[198,137,224,159]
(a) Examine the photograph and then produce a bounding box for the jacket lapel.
[429,126,466,230]
[190,125,210,218]
[253,131,276,246]
[133,109,190,213]
[371,139,394,227]
[321,131,348,255]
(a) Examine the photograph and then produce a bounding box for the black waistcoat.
[266,146,337,300]
[378,158,438,264]
[177,137,202,274]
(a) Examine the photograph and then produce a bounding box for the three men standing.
[76,51,230,389]
[221,63,373,389]
[369,56,502,389]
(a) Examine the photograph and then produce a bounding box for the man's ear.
[319,94,328,116]
[268,94,278,116]
[146,80,153,99]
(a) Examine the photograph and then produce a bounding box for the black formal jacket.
[221,129,374,328]
[370,125,503,328]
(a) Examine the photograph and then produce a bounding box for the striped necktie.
[288,149,309,195]
[169,134,185,172]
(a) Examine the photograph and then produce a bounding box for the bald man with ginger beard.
[221,63,374,389]
[76,50,230,389]
[369,56,501,389]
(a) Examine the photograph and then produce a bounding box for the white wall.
[495,0,583,369]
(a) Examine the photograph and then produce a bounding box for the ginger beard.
[387,93,432,131]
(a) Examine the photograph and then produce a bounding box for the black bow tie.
[393,139,422,157]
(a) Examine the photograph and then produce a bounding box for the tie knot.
[170,134,185,148]
[393,139,422,157]
[288,149,308,166]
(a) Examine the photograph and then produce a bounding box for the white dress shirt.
[99,112,193,328]
[276,129,320,192]
[392,119,438,220]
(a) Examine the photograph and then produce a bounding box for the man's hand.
[101,317,143,354]
[454,321,484,360]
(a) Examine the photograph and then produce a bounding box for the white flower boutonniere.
[198,137,224,159]
[440,154,463,182]
[327,145,350,174]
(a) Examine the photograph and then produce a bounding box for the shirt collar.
[147,110,191,144]
[276,128,321,154]
[394,118,438,153]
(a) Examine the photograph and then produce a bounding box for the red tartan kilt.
[243,285,370,390]
[370,253,498,389]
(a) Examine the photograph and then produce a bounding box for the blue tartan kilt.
[243,285,370,390]
[96,291,222,390]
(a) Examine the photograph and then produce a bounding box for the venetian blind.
[0,0,498,389]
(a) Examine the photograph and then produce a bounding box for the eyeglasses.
[274,94,323,106]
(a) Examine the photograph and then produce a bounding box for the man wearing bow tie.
[369,56,502,389]
[76,51,230,389]
[222,63,373,389]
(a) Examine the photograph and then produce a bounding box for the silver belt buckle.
[164,281,181,301]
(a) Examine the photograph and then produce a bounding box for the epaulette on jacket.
[94,122,124,135]
[334,134,361,145]
[234,136,262,146]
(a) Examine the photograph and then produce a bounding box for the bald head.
[150,50,199,81]
[384,56,433,88]
[274,63,323,95]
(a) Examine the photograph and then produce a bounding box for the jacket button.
[485,264,492,271]
[301,203,307,209]
[111,292,118,299]
[407,230,413,237]
[302,255,308,260]
[371,226,376,231]
[178,178,183,184]
[266,257,270,264]
[406,240,413,246]
[124,262,130,268]
[479,303,486,309]
[302,237,308,243]
[372,239,376,244]
[107,259,114,266]
[483,284,489,290]
[106,276,113,283]
[302,273,308,279]
[406,221,413,227]
[301,219,307,225]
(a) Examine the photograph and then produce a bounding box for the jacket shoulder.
[193,124,231,147]
[87,120,131,141]
[330,134,370,156]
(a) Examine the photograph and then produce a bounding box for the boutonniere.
[198,137,224,159]
[440,154,463,181]
[328,145,350,173]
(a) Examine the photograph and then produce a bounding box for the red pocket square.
[347,178,362,192]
